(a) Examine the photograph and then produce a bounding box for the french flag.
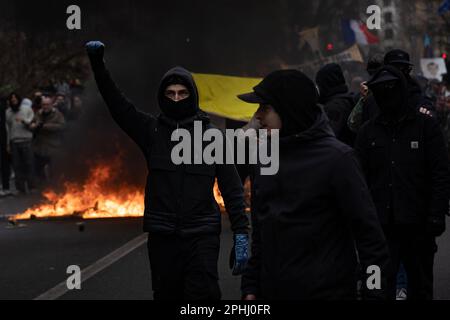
[342,19,380,45]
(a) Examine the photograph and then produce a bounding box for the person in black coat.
[85,41,249,300]
[355,65,450,300]
[384,49,434,112]
[349,51,435,136]
[0,97,11,196]
[315,63,356,146]
[238,70,390,300]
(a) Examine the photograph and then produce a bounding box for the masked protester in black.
[85,41,249,301]
[159,74,199,120]
[316,63,357,146]
[384,49,435,113]
[355,65,450,300]
[239,70,390,300]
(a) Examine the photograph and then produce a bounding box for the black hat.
[367,69,400,87]
[238,69,320,136]
[237,91,269,104]
[40,85,57,97]
[384,49,413,66]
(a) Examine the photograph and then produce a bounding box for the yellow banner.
[193,73,262,121]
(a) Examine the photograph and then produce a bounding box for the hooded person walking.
[239,70,390,300]
[315,63,356,146]
[355,65,450,300]
[85,41,249,300]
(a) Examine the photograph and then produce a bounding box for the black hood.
[367,65,409,121]
[252,69,321,137]
[282,108,335,144]
[315,63,349,103]
[157,66,200,120]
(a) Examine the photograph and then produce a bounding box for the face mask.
[392,64,412,79]
[372,81,404,119]
[159,96,198,121]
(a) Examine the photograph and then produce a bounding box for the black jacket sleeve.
[331,150,391,300]
[216,163,249,235]
[424,117,450,219]
[215,133,249,235]
[324,98,353,138]
[354,124,370,179]
[89,58,156,151]
[241,171,261,297]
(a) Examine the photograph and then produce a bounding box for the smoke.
[1,0,374,190]
[13,0,289,190]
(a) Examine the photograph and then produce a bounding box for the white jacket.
[5,99,34,143]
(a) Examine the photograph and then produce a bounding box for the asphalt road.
[0,194,240,300]
[1,194,449,300]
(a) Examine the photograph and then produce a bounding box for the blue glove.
[85,41,105,57]
[230,234,249,276]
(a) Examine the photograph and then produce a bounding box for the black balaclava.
[158,67,199,121]
[368,65,408,122]
[253,70,321,137]
[315,63,349,104]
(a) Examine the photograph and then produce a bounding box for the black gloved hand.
[85,41,105,68]
[426,216,446,237]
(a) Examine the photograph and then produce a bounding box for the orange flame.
[12,160,226,221]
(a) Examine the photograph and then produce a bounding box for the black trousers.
[147,233,221,301]
[34,153,51,182]
[383,225,437,300]
[0,146,10,190]
[10,141,35,192]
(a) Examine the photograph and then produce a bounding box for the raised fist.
[85,41,105,58]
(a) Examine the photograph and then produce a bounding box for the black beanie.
[315,63,348,103]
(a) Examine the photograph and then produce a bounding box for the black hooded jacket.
[358,75,434,131]
[242,107,390,299]
[316,63,356,145]
[355,66,450,225]
[90,62,249,236]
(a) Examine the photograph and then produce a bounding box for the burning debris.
[9,159,228,221]
[76,222,85,232]
[5,218,27,229]
[11,160,145,221]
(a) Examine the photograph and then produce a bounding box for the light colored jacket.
[5,99,34,143]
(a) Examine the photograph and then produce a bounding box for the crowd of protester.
[0,83,84,196]
[237,49,450,301]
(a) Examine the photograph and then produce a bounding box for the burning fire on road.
[10,159,230,221]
